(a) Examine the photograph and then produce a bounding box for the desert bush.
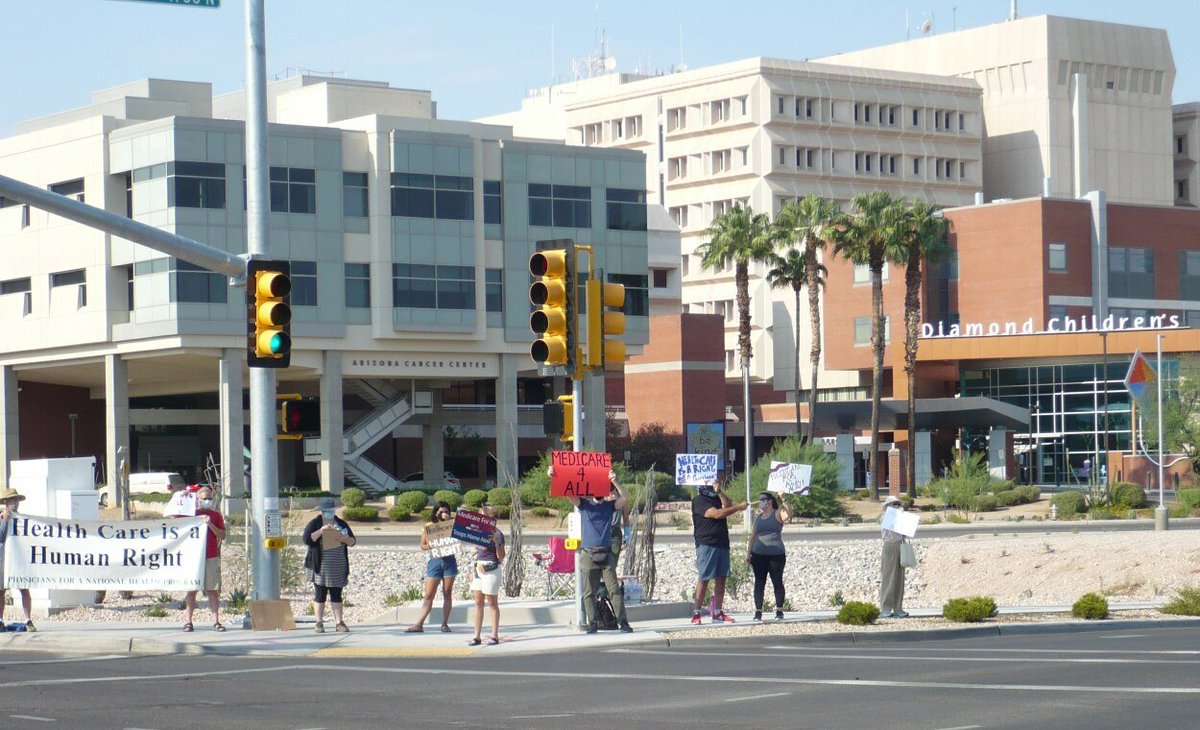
[419,507,434,522]
[486,487,513,507]
[144,606,169,618]
[530,506,552,518]
[433,490,463,511]
[942,596,998,623]
[836,601,880,626]
[1178,488,1200,510]
[341,487,366,508]
[968,494,999,513]
[387,506,412,522]
[1015,486,1041,503]
[1071,592,1109,620]
[736,436,844,519]
[342,506,378,522]
[226,588,248,611]
[1087,505,1126,520]
[494,505,512,520]
[1160,587,1200,616]
[1050,491,1086,516]
[397,490,429,513]
[995,490,1022,507]
[520,480,548,507]
[1109,482,1147,509]
[462,489,488,508]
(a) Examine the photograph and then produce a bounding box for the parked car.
[398,471,462,491]
[127,472,187,496]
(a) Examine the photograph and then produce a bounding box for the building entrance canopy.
[812,397,1029,432]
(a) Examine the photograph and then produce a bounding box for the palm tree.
[773,196,841,443]
[766,247,814,435]
[894,199,949,498]
[695,204,774,514]
[833,191,906,499]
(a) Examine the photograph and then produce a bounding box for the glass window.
[652,269,669,289]
[50,269,85,287]
[345,263,370,308]
[171,161,226,210]
[343,172,369,218]
[854,316,872,345]
[483,180,502,224]
[528,183,591,228]
[606,188,647,231]
[1048,242,1067,272]
[485,268,503,313]
[49,178,85,202]
[392,263,474,310]
[171,259,227,304]
[390,174,472,220]
[1,277,31,295]
[268,167,316,214]
[290,260,318,306]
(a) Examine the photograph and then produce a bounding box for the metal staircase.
[335,380,427,494]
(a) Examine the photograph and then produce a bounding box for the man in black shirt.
[690,483,747,624]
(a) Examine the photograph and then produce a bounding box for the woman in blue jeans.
[406,502,458,633]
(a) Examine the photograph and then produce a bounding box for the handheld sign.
[893,510,920,538]
[766,461,813,494]
[163,490,197,517]
[425,520,457,558]
[550,450,613,498]
[451,509,497,548]
[675,453,718,486]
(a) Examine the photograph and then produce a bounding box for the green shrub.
[968,494,999,513]
[1160,587,1200,616]
[434,489,463,511]
[226,587,248,611]
[462,489,488,508]
[836,601,880,626]
[132,492,173,504]
[419,507,434,523]
[341,487,366,508]
[494,505,512,520]
[1109,482,1147,509]
[1015,486,1041,503]
[387,506,412,522]
[531,506,552,517]
[342,506,379,522]
[1071,592,1109,620]
[397,490,429,513]
[734,436,844,519]
[1050,491,1086,516]
[520,480,549,507]
[942,596,998,623]
[144,606,169,618]
[383,593,404,607]
[1178,488,1200,510]
[995,490,1022,507]
[487,487,513,507]
[1087,505,1125,520]
[1169,504,1193,519]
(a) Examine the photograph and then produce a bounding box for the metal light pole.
[572,374,584,627]
[1155,334,1168,530]
[245,0,281,599]
[742,361,753,531]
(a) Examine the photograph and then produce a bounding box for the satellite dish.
[604,56,617,71]
[920,18,933,34]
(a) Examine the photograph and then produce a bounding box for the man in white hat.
[0,487,36,631]
[879,495,909,619]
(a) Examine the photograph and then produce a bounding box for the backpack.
[596,594,619,631]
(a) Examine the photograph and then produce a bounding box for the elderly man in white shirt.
[879,495,910,618]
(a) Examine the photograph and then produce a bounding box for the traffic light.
[246,259,291,368]
[529,248,575,373]
[558,394,574,445]
[280,399,321,436]
[586,275,626,368]
[542,394,575,445]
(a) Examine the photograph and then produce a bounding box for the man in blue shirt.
[551,467,632,634]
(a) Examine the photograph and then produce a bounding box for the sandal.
[440,625,452,633]
[404,626,424,633]
[315,622,326,634]
[213,622,226,632]
[486,636,499,646]
[468,637,482,646]
[182,623,194,633]
[335,622,349,633]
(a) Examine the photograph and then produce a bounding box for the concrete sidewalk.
[1,602,1191,659]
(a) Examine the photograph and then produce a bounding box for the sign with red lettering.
[451,509,497,548]
[550,450,612,498]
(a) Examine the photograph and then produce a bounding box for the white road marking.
[1098,634,1149,640]
[724,691,790,703]
[3,656,128,666]
[10,715,55,722]
[616,648,1200,666]
[510,715,574,719]
[933,726,982,730]
[3,663,1200,697]
[766,645,1200,656]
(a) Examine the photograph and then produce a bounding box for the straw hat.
[0,486,27,502]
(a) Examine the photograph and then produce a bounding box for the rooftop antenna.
[550,24,555,86]
[677,22,687,72]
[906,9,910,40]
[1009,0,1019,21]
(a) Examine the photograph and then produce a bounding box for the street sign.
[119,0,221,7]
[1124,350,1157,405]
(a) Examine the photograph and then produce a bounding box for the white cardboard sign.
[766,461,813,494]
[881,507,920,538]
[675,453,719,486]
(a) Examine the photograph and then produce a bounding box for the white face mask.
[200,499,215,509]
[322,510,336,521]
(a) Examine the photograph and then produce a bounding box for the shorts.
[202,556,222,592]
[425,555,459,580]
[469,563,503,596]
[695,544,731,581]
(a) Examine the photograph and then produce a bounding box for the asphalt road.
[3,624,1198,729]
[351,517,1200,547]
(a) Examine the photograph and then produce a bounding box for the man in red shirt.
[184,485,227,631]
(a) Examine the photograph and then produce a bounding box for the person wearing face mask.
[405,501,458,633]
[182,485,226,632]
[691,479,748,624]
[302,498,357,633]
[0,487,35,632]
[879,495,910,619]
[747,491,792,621]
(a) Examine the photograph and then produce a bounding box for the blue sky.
[1,1,1195,135]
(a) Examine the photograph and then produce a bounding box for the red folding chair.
[531,536,576,600]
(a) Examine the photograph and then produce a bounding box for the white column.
[495,355,519,485]
[104,354,130,508]
[218,349,245,499]
[0,365,18,487]
[319,350,345,494]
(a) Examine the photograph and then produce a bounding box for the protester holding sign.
[303,498,357,633]
[690,481,748,624]
[405,502,458,633]
[747,491,791,621]
[879,496,910,619]
[550,466,633,634]
[468,507,505,646]
[0,487,35,632]
[182,485,226,632]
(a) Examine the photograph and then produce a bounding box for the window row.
[1055,60,1165,96]
[579,115,644,146]
[773,147,970,181]
[668,148,751,181]
[665,96,749,133]
[528,185,646,231]
[773,95,969,132]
